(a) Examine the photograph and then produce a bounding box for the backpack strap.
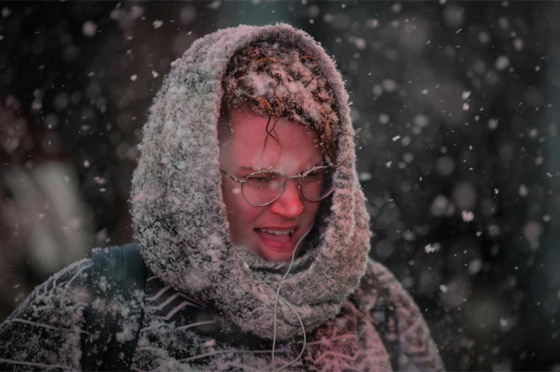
[81,243,146,371]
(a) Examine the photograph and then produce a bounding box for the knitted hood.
[130,24,371,340]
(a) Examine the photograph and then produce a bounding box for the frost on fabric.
[0,259,92,370]
[130,23,369,343]
[123,23,443,371]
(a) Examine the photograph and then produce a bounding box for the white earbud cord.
[231,225,312,372]
[272,224,312,371]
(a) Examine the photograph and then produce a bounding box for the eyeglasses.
[220,165,335,207]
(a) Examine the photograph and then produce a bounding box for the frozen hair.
[221,40,340,164]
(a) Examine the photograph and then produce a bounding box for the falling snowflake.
[359,172,372,181]
[518,184,528,197]
[495,55,510,71]
[424,243,441,254]
[461,210,474,222]
[82,21,97,37]
[378,113,390,124]
[488,119,499,130]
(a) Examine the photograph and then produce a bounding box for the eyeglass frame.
[219,164,335,207]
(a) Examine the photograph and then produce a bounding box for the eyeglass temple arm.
[219,169,246,184]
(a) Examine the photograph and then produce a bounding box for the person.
[0,24,444,371]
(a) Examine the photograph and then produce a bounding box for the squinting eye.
[248,174,272,183]
[302,169,324,183]
[251,177,268,183]
[306,169,322,178]
[246,172,277,185]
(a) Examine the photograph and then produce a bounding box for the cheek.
[304,200,321,221]
[222,183,259,235]
[226,184,243,198]
[222,183,243,219]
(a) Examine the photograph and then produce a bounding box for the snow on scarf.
[130,24,370,341]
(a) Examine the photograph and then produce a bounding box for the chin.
[260,250,294,262]
[255,243,296,262]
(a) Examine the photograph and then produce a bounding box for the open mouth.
[255,228,295,244]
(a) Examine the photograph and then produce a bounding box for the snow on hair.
[221,40,340,164]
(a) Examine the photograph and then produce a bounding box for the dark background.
[1,1,559,370]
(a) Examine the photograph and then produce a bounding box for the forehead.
[219,107,321,172]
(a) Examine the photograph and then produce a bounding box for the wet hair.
[221,41,340,165]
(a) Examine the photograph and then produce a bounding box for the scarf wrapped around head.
[131,24,371,340]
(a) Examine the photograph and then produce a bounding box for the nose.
[269,179,304,219]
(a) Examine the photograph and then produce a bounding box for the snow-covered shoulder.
[0,258,93,371]
[356,258,446,372]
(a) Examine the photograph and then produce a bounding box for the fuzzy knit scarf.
[130,24,371,341]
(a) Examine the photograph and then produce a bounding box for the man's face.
[219,107,323,262]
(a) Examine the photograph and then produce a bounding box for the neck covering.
[130,24,371,341]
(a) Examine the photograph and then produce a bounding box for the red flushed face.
[219,106,323,262]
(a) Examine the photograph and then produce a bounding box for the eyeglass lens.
[242,168,334,206]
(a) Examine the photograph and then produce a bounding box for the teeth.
[260,229,294,236]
